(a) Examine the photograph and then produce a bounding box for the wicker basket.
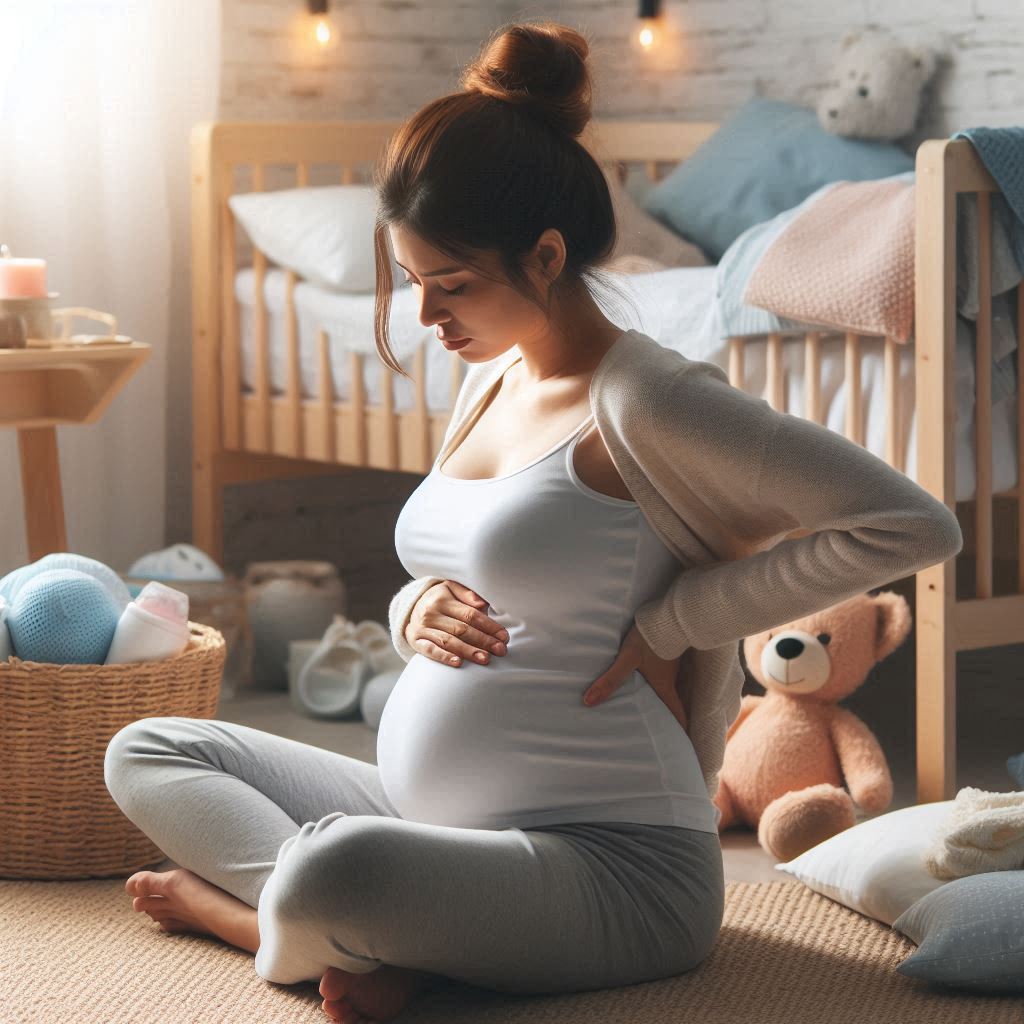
[0,621,225,880]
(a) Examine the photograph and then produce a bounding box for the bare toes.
[125,871,149,896]
[322,997,355,1023]
[320,966,347,999]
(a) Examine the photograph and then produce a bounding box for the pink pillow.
[743,178,916,342]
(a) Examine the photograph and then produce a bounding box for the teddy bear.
[817,29,938,141]
[713,590,910,862]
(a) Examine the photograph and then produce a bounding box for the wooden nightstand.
[1,341,151,560]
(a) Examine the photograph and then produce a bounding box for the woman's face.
[387,223,554,364]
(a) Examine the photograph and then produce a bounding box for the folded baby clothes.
[923,786,1024,880]
[128,543,224,582]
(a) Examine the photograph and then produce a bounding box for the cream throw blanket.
[924,786,1024,880]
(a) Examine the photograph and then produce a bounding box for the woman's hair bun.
[460,22,592,139]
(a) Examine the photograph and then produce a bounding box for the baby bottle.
[105,581,190,665]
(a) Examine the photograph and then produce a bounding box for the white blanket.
[923,786,1024,880]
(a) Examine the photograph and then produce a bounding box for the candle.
[0,247,48,298]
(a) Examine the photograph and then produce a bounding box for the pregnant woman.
[104,20,963,1024]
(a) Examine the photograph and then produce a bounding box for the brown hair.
[372,20,638,380]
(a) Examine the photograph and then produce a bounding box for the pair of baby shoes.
[291,614,403,719]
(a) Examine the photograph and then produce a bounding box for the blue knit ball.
[7,569,121,664]
[0,553,130,612]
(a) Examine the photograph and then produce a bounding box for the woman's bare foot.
[125,868,261,954]
[126,868,437,1023]
[318,963,438,1024]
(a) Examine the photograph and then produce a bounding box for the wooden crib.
[191,120,1023,805]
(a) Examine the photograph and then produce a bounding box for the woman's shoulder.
[593,335,734,426]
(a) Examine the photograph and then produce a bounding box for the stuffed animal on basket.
[816,29,938,141]
[714,590,909,862]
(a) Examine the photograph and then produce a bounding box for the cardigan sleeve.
[388,576,446,663]
[632,370,964,661]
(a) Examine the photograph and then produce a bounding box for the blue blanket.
[952,126,1024,273]
[952,127,1024,402]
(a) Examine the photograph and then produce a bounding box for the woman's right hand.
[404,580,510,667]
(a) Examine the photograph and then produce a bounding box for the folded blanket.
[923,786,1024,880]
[743,176,917,342]
[713,183,840,340]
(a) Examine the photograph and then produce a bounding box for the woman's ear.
[531,227,567,282]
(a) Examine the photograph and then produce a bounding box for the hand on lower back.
[582,621,688,733]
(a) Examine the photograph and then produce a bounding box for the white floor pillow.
[774,800,956,925]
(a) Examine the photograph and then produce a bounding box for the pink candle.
[0,255,48,298]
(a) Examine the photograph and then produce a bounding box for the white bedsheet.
[234,266,1018,502]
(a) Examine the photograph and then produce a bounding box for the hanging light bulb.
[307,0,333,50]
[635,0,662,52]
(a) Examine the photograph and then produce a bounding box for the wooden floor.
[207,638,1024,884]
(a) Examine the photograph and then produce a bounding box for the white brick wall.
[221,0,1024,142]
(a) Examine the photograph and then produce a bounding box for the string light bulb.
[307,0,333,50]
[636,0,662,52]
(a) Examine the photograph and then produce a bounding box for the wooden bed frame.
[191,120,1023,805]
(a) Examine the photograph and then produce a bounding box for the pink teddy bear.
[714,591,908,862]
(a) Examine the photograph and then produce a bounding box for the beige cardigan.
[388,329,963,802]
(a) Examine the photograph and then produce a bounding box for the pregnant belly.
[375,653,684,829]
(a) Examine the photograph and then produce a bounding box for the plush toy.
[817,29,938,142]
[714,590,909,862]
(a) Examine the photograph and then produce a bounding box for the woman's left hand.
[582,621,689,733]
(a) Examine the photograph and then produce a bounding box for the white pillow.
[774,800,956,925]
[228,185,403,293]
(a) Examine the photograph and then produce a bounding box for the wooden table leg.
[17,426,67,561]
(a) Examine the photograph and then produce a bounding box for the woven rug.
[2,878,1021,1023]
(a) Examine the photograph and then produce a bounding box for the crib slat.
[318,329,336,463]
[251,164,271,452]
[727,338,745,390]
[884,336,902,471]
[284,269,303,457]
[645,161,658,182]
[381,359,397,469]
[220,188,241,450]
[845,332,863,446]
[804,332,822,424]
[766,333,784,411]
[341,165,355,185]
[975,191,994,599]
[413,343,431,470]
[290,161,311,457]
[349,350,367,464]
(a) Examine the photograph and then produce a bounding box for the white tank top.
[380,380,718,834]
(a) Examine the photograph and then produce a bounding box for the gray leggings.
[103,716,725,995]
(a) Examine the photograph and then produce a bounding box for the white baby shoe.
[291,616,368,719]
[351,618,404,674]
[289,614,402,719]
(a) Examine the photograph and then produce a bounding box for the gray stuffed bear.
[817,29,937,142]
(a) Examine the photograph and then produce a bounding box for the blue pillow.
[892,871,1024,994]
[642,97,915,262]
